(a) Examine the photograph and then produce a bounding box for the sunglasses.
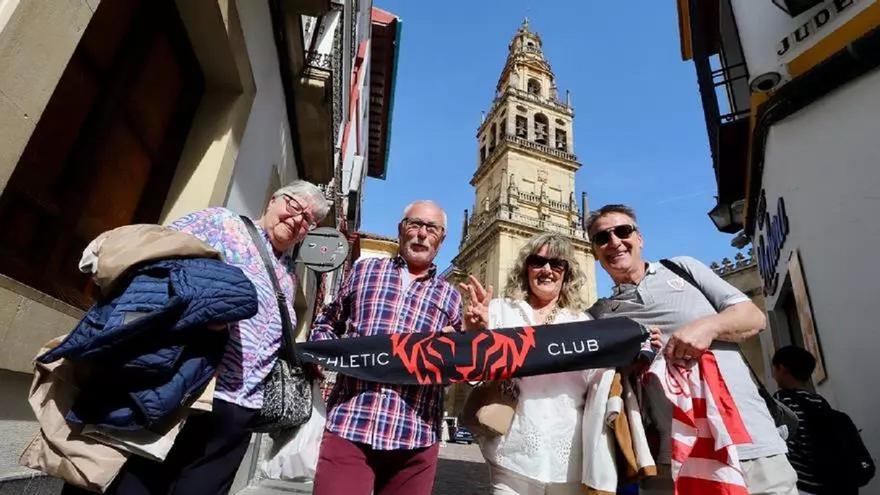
[525,254,568,272]
[591,224,637,246]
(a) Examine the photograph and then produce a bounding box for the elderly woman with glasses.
[87,181,330,495]
[462,233,660,495]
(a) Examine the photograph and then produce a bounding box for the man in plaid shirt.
[311,200,463,495]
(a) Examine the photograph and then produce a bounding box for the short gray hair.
[585,204,638,236]
[271,180,331,222]
[402,200,447,229]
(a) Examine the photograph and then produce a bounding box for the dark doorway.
[0,0,204,308]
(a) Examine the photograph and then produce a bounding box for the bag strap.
[240,216,299,366]
[658,258,777,405]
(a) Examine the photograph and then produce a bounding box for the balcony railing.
[712,62,750,123]
[504,133,577,162]
[688,0,751,209]
[462,203,586,245]
[507,87,571,114]
[479,133,577,170]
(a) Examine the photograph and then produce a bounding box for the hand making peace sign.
[458,274,493,331]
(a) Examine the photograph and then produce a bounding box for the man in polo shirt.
[310,200,462,495]
[586,204,797,495]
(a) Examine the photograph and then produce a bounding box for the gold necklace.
[518,302,560,325]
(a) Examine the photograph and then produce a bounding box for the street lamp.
[708,200,746,234]
[771,0,823,17]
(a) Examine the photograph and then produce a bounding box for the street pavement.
[433,442,491,494]
[238,441,490,495]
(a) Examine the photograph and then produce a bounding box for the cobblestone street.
[433,442,490,495]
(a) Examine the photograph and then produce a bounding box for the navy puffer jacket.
[39,258,258,430]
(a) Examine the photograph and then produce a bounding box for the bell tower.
[450,19,597,302]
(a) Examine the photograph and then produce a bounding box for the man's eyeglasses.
[591,224,637,246]
[281,195,317,229]
[402,218,444,237]
[525,254,569,273]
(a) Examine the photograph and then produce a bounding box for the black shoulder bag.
[658,258,799,438]
[241,216,312,432]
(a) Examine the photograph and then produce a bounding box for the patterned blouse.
[169,207,296,410]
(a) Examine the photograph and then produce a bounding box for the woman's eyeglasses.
[281,195,317,229]
[591,224,637,246]
[525,254,568,273]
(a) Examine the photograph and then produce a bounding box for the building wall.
[0,0,257,373]
[225,0,298,218]
[758,66,880,492]
[359,237,398,259]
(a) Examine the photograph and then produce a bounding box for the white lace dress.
[478,298,600,483]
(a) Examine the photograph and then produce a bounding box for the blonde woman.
[461,233,598,495]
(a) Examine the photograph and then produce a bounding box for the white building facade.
[677,1,880,491]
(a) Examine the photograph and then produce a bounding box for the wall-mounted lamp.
[708,199,746,234]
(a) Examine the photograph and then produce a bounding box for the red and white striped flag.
[650,352,752,495]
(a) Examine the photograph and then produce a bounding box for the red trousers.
[313,429,440,495]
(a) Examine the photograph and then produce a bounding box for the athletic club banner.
[296,317,650,385]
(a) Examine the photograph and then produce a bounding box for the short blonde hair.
[503,233,590,313]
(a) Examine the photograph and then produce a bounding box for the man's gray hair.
[585,204,638,236]
[271,180,331,222]
[401,200,447,229]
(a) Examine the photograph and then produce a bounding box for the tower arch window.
[0,0,204,308]
[555,129,568,151]
[527,78,541,96]
[534,113,549,145]
[515,115,528,138]
[489,123,497,153]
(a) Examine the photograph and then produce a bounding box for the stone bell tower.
[450,19,597,303]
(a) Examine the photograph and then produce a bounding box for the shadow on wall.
[0,369,43,485]
[432,458,490,495]
[0,370,34,422]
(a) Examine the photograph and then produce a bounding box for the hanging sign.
[755,190,790,295]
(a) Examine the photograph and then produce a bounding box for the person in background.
[772,345,875,495]
[772,346,829,495]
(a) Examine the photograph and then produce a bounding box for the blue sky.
[360,0,741,296]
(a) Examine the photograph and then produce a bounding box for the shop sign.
[755,190,790,295]
[777,0,865,59]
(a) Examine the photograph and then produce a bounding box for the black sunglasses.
[591,224,637,246]
[525,254,568,272]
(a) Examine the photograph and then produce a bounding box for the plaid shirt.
[310,256,462,450]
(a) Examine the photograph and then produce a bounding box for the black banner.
[297,317,649,385]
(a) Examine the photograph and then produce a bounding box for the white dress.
[478,298,600,484]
